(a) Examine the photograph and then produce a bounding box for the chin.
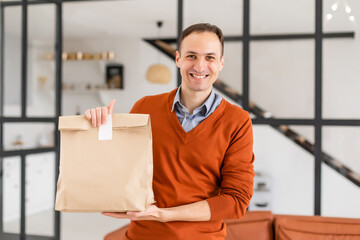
[188,85,211,92]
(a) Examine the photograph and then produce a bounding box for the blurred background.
[0,0,359,239]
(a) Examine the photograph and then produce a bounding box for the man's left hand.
[102,200,211,222]
[102,205,168,222]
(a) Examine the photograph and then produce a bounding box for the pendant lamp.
[146,21,171,84]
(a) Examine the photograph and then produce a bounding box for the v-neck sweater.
[126,88,255,240]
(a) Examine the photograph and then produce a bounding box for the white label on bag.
[98,114,112,140]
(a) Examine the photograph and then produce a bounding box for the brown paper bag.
[55,113,154,212]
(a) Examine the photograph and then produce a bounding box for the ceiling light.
[146,21,171,84]
[146,64,171,84]
[326,13,333,20]
[331,2,338,11]
[345,5,351,14]
[349,16,355,22]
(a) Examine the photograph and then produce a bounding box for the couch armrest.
[274,214,360,240]
[225,211,273,240]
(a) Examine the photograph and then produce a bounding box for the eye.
[206,56,215,60]
[186,55,196,59]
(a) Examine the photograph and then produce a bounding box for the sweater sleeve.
[206,112,255,221]
[129,96,147,114]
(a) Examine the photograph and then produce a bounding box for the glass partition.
[250,40,315,119]
[322,163,360,218]
[250,0,314,34]
[25,152,55,236]
[218,42,243,95]
[3,6,22,117]
[322,126,360,176]
[26,4,56,117]
[184,0,243,35]
[323,0,357,33]
[3,123,55,151]
[2,156,21,238]
[323,38,360,119]
[252,124,314,215]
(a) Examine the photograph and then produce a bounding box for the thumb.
[108,99,116,114]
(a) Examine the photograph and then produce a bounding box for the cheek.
[180,62,192,72]
[209,64,221,74]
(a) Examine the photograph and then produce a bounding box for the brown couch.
[104,211,360,240]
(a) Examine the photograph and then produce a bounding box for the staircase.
[144,38,360,188]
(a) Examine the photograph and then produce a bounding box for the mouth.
[189,73,210,79]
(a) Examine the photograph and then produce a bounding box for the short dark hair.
[178,23,224,56]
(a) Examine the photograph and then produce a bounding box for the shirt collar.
[171,87,182,112]
[171,86,215,116]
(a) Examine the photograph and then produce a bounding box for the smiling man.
[86,23,255,240]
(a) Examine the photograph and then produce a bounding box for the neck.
[180,87,212,114]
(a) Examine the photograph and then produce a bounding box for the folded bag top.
[58,113,149,130]
[55,113,154,213]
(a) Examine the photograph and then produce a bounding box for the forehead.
[180,32,222,55]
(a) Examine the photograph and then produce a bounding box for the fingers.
[84,109,91,121]
[126,205,160,219]
[96,107,101,127]
[101,212,129,219]
[84,99,115,127]
[101,210,163,222]
[127,210,157,218]
[101,107,108,124]
[108,99,116,114]
[102,212,156,221]
[90,109,96,127]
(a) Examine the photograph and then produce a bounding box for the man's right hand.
[84,99,116,127]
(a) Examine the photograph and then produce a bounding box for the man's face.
[176,31,224,94]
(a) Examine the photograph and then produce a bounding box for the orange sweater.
[126,89,255,240]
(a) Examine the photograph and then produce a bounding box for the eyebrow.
[185,51,217,56]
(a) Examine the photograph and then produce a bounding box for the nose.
[193,58,207,73]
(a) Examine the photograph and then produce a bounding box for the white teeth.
[191,74,207,79]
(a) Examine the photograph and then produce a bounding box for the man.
[85,23,255,240]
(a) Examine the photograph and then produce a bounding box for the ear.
[175,51,181,68]
[219,54,225,71]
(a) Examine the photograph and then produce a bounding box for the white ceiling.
[2,0,358,42]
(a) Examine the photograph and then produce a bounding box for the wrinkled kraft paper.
[55,114,154,212]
